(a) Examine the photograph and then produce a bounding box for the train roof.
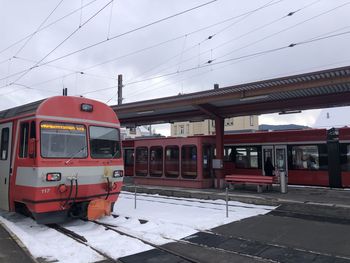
[0,99,44,119]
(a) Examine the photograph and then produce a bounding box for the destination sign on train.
[41,123,85,132]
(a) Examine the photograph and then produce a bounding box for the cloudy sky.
[1,0,350,134]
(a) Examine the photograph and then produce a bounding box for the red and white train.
[0,96,123,224]
[123,128,350,189]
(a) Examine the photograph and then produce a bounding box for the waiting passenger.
[264,157,275,176]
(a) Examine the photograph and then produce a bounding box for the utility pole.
[118,74,123,105]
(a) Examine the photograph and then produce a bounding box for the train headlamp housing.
[46,172,61,181]
[113,170,123,178]
[81,103,93,112]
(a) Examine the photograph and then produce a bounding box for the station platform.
[0,219,36,263]
[122,183,350,209]
[1,183,350,263]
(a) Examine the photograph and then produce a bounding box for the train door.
[275,145,288,177]
[262,146,274,175]
[0,122,12,211]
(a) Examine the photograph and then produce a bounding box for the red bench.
[225,174,277,193]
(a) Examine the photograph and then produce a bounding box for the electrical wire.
[0,0,218,88]
[0,0,282,91]
[0,0,101,56]
[13,0,65,57]
[3,0,114,88]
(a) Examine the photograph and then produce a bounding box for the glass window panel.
[181,145,197,179]
[90,126,121,159]
[150,146,163,177]
[40,122,87,158]
[135,147,148,176]
[165,146,179,178]
[291,145,319,170]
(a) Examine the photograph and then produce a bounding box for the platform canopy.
[112,65,350,127]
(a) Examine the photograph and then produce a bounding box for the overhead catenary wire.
[8,0,114,87]
[86,28,350,100]
[0,0,283,91]
[125,0,284,84]
[213,0,350,62]
[122,0,321,88]
[13,0,65,58]
[0,0,101,56]
[0,0,218,88]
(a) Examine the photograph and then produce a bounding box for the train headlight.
[81,103,93,112]
[46,172,61,181]
[113,170,123,178]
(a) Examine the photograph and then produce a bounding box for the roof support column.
[214,116,225,189]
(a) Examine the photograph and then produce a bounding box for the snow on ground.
[0,213,104,263]
[0,192,275,262]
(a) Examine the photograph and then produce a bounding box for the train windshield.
[89,126,121,159]
[40,122,87,158]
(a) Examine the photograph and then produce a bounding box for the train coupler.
[87,199,112,220]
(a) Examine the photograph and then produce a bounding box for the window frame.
[149,146,163,177]
[165,145,180,178]
[135,147,148,176]
[89,125,121,159]
[0,127,10,160]
[40,121,88,159]
[181,144,198,179]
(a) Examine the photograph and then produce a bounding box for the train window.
[235,147,259,169]
[0,128,9,160]
[224,146,235,162]
[340,144,350,171]
[150,146,163,177]
[203,144,213,178]
[165,146,179,178]
[290,145,319,170]
[19,122,29,158]
[181,145,197,179]
[124,149,134,167]
[30,121,36,139]
[40,122,87,158]
[135,147,148,176]
[89,126,121,159]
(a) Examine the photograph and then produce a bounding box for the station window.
[19,122,29,158]
[290,145,320,170]
[235,147,259,169]
[181,145,197,179]
[150,146,163,177]
[0,127,9,160]
[165,146,179,178]
[135,147,148,176]
[179,125,185,135]
[250,116,254,126]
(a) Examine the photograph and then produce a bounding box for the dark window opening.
[135,147,148,176]
[181,145,197,179]
[0,127,10,160]
[235,147,259,169]
[124,149,134,167]
[19,123,29,158]
[150,146,163,177]
[165,146,179,178]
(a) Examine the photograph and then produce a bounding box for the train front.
[15,96,123,224]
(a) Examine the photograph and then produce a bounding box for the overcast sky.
[1,0,350,135]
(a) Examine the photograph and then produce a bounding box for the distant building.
[171,116,259,136]
[121,126,152,139]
